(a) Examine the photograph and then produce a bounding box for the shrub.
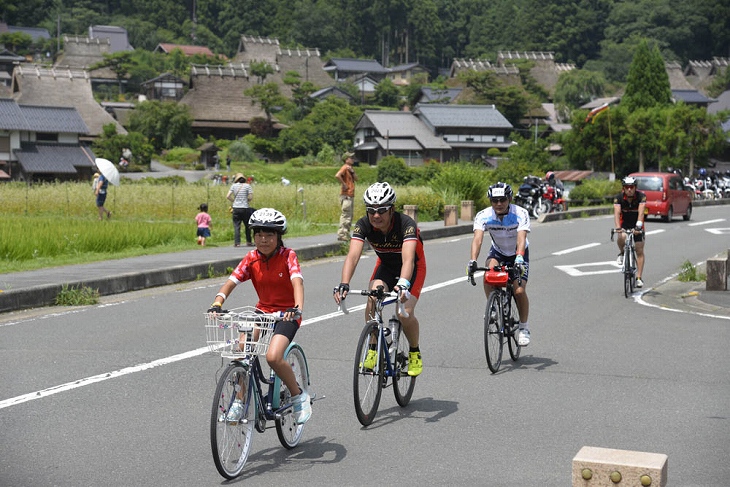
[227,140,258,162]
[568,178,621,204]
[429,162,491,208]
[397,189,444,220]
[377,156,413,185]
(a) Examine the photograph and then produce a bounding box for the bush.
[568,178,621,204]
[227,140,258,162]
[161,147,199,165]
[397,189,444,220]
[429,162,492,208]
[377,156,413,185]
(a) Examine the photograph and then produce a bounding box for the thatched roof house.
[178,63,270,139]
[497,51,575,97]
[53,35,117,82]
[685,57,729,95]
[11,65,127,139]
[665,61,695,90]
[449,58,522,86]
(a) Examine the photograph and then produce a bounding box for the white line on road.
[688,218,726,226]
[0,274,470,410]
[552,243,601,255]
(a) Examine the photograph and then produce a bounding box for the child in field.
[195,203,212,246]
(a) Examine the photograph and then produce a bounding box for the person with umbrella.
[94,158,120,220]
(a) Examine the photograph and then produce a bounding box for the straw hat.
[234,173,245,182]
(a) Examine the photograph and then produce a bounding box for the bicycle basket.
[205,306,276,358]
[484,270,509,286]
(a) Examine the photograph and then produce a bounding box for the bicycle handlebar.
[336,287,410,318]
[610,227,644,242]
[468,263,523,286]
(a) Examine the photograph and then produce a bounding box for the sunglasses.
[366,206,391,215]
[623,185,636,189]
[490,197,508,203]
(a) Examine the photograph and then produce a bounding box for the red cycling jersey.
[229,246,303,316]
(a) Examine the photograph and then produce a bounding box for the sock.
[409,346,420,353]
[519,322,529,330]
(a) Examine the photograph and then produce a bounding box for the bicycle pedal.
[310,393,326,402]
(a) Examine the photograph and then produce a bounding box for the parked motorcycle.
[542,184,568,212]
[514,175,549,218]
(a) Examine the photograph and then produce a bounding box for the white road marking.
[706,228,730,235]
[555,261,621,277]
[0,274,469,410]
[552,243,601,256]
[688,219,725,226]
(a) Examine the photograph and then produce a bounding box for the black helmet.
[248,208,287,234]
[487,182,513,199]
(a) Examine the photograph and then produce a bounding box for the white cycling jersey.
[473,204,531,256]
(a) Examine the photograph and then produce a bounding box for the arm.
[210,279,237,309]
[516,230,527,256]
[470,229,485,261]
[291,277,304,313]
[397,240,417,288]
[226,188,235,202]
[613,204,622,229]
[334,238,365,303]
[335,166,346,184]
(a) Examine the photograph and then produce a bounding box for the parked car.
[629,172,693,222]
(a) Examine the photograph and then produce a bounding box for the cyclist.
[467,182,532,346]
[207,208,311,424]
[613,176,646,288]
[333,182,426,377]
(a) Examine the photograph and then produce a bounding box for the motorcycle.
[542,184,568,212]
[514,175,549,218]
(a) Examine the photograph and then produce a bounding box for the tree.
[459,70,534,126]
[622,39,672,112]
[373,78,401,108]
[249,61,274,84]
[90,51,134,95]
[244,82,289,135]
[661,103,727,175]
[282,71,317,121]
[622,107,660,172]
[128,100,193,152]
[0,32,32,53]
[553,69,606,122]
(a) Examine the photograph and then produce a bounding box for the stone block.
[403,204,418,224]
[460,200,474,221]
[444,205,457,226]
[705,252,728,291]
[572,446,667,487]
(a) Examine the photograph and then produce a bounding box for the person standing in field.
[335,151,357,242]
[195,203,212,246]
[95,173,112,220]
[227,173,254,247]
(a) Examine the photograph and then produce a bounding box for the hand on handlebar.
[333,282,349,304]
[467,260,478,286]
[283,306,302,321]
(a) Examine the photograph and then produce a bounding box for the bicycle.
[611,228,642,298]
[204,306,312,479]
[338,286,416,426]
[470,264,522,373]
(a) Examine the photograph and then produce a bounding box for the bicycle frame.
[611,228,640,297]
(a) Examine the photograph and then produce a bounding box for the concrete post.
[444,205,457,226]
[403,205,418,224]
[705,249,729,291]
[461,200,474,222]
[572,446,667,487]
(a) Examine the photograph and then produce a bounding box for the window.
[0,135,9,152]
[36,132,58,143]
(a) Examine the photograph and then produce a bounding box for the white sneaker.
[292,390,312,424]
[635,278,644,288]
[517,328,531,346]
[616,254,623,266]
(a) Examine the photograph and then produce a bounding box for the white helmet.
[248,208,287,234]
[363,182,396,206]
[622,176,637,186]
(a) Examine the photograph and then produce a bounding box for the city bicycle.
[470,264,522,373]
[204,306,312,479]
[611,228,641,298]
[338,286,416,426]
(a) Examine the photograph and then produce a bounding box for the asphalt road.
[1,206,729,486]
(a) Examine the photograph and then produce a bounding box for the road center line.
[552,242,601,255]
[688,218,725,226]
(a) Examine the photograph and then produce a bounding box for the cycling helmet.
[622,176,636,186]
[248,208,287,234]
[546,171,555,182]
[487,182,513,199]
[363,182,397,206]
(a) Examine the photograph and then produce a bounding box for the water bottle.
[387,317,399,353]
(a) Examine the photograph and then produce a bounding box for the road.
[1,206,729,486]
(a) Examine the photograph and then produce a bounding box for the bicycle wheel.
[353,321,383,426]
[623,247,633,298]
[210,363,255,480]
[392,320,416,407]
[506,294,521,362]
[275,344,308,449]
[484,291,504,373]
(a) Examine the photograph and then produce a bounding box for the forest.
[2,0,729,82]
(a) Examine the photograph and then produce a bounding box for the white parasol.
[94,158,120,186]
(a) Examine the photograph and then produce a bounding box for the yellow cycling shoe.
[407,351,422,377]
[361,349,377,370]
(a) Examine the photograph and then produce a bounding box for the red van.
[629,172,693,222]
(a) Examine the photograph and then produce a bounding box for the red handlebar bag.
[484,270,509,286]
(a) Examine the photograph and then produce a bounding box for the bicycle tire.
[210,363,255,480]
[623,246,632,298]
[484,291,504,373]
[392,320,416,407]
[274,344,308,449]
[353,321,383,426]
[506,293,521,361]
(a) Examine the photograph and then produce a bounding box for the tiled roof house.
[0,98,96,182]
[11,65,127,139]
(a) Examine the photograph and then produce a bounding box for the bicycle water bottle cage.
[484,270,509,286]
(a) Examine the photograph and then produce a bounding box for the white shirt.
[473,204,530,256]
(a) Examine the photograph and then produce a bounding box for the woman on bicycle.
[333,182,426,377]
[467,182,532,346]
[613,176,647,288]
[207,208,311,424]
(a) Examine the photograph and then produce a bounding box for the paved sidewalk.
[0,220,473,313]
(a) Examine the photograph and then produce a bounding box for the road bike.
[470,264,522,373]
[204,306,312,479]
[611,228,641,298]
[338,286,416,426]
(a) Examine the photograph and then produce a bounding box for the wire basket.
[205,306,277,358]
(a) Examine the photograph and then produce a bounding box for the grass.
[0,177,440,274]
[677,260,706,282]
[55,284,100,306]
